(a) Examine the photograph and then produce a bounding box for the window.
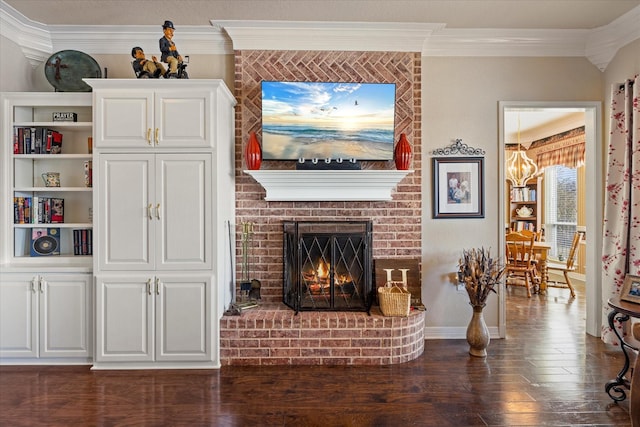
[544,166,577,260]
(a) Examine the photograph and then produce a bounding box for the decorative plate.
[44,50,102,92]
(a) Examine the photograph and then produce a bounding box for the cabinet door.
[155,91,210,148]
[40,274,91,358]
[94,91,153,148]
[155,154,211,270]
[95,275,153,362]
[0,275,38,358]
[98,154,155,271]
[155,274,211,362]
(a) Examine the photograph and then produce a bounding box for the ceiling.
[4,0,640,28]
[504,110,585,147]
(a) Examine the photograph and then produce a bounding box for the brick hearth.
[220,305,425,366]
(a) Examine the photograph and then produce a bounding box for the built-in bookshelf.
[2,93,93,267]
[508,177,542,233]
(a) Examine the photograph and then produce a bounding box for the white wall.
[421,56,603,338]
[602,38,640,146]
[0,35,41,92]
[0,46,235,92]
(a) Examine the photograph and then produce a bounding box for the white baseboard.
[424,326,500,340]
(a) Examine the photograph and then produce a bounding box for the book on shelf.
[511,186,537,202]
[513,221,536,232]
[73,228,93,255]
[15,197,64,224]
[12,127,63,154]
[84,161,92,187]
[50,198,64,223]
[14,196,31,223]
[50,130,63,154]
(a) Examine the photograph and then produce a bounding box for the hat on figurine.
[162,20,175,29]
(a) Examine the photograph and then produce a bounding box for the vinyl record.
[33,235,59,255]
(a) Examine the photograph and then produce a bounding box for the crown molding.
[0,1,51,67]
[424,28,589,58]
[210,20,445,52]
[47,25,231,56]
[2,0,639,71]
[585,5,640,71]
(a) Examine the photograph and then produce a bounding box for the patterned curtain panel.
[601,76,640,345]
[536,143,585,169]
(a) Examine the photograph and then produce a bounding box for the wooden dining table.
[533,241,551,293]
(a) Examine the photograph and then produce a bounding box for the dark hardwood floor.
[0,281,632,426]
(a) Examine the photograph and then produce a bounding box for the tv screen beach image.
[261,81,396,160]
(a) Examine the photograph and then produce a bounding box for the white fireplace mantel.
[244,169,413,201]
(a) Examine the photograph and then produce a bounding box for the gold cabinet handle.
[146,128,152,145]
[147,203,153,220]
[155,203,161,220]
[146,278,152,295]
[155,128,159,145]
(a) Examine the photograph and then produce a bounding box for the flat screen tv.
[261,81,396,161]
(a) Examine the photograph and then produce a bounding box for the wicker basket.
[378,285,411,317]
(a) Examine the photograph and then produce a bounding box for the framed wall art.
[432,157,485,219]
[620,274,640,304]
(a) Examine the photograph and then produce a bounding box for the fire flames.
[303,260,352,294]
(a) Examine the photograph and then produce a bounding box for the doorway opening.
[498,102,602,338]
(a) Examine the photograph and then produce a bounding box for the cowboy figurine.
[131,47,166,78]
[159,20,182,78]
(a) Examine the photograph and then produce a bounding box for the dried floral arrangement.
[458,247,505,306]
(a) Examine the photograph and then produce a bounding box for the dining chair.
[517,229,542,242]
[546,231,583,298]
[505,231,538,297]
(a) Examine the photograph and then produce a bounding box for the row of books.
[512,221,536,232]
[73,229,93,255]
[14,196,64,224]
[13,127,63,154]
[511,187,536,202]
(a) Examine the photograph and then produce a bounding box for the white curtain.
[601,76,640,344]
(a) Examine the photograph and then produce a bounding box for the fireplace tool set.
[224,221,261,316]
[239,221,261,302]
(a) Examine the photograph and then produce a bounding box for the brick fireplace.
[221,49,424,366]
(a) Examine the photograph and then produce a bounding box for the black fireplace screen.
[283,221,373,313]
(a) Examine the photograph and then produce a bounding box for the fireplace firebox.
[283,221,373,313]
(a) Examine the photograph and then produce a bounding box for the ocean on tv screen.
[261,81,396,161]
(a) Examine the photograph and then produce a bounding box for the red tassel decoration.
[394,133,412,170]
[245,131,262,170]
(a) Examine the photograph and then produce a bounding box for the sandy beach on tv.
[262,132,393,160]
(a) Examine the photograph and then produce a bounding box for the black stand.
[605,298,640,402]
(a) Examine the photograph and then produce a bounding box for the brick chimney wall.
[234,50,422,303]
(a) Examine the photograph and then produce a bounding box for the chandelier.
[506,116,538,187]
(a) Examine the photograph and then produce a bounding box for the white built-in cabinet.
[93,90,210,149]
[0,92,94,364]
[97,153,211,271]
[0,273,91,361]
[95,274,210,363]
[86,79,236,370]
